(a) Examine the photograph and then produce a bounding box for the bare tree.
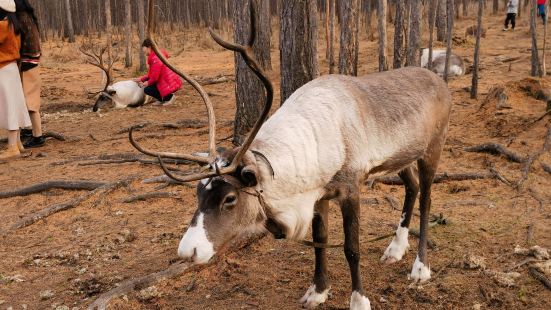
[462,0,468,16]
[105,0,113,78]
[138,0,146,72]
[471,0,483,99]
[443,0,455,82]
[124,0,132,68]
[531,0,542,76]
[436,0,447,41]
[377,0,388,71]
[280,0,318,104]
[406,0,421,66]
[393,0,405,69]
[338,0,360,75]
[428,0,436,70]
[543,3,548,76]
[233,0,273,145]
[493,0,498,14]
[64,0,75,43]
[328,0,336,73]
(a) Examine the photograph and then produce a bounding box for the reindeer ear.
[108,89,116,95]
[240,151,258,187]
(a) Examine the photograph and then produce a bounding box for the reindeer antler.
[130,0,273,183]
[79,44,114,92]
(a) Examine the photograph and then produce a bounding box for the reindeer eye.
[222,194,237,210]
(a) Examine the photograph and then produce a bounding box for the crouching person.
[135,39,182,106]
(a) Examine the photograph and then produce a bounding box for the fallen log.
[0,180,108,199]
[529,267,551,290]
[464,143,525,163]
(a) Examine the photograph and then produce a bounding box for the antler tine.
[80,44,111,91]
[208,0,274,174]
[146,0,217,159]
[158,156,222,183]
[128,125,211,164]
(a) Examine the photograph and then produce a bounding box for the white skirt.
[0,62,31,130]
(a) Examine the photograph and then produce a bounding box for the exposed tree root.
[516,127,551,189]
[369,171,495,186]
[121,192,179,203]
[77,156,193,167]
[542,162,551,175]
[87,233,265,310]
[529,267,551,290]
[464,143,525,163]
[0,180,108,199]
[142,175,195,188]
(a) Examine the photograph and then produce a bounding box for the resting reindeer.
[130,2,452,309]
[421,48,465,77]
[80,45,145,112]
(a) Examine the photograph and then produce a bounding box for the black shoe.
[23,136,46,148]
[20,128,33,139]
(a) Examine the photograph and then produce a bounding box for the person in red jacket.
[134,39,182,106]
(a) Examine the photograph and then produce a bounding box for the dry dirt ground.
[1,13,551,310]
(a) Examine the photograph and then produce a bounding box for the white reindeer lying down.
[421,48,465,77]
[93,80,145,112]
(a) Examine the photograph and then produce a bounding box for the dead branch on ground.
[464,143,525,163]
[142,175,195,188]
[0,180,108,199]
[516,127,551,188]
[121,192,179,203]
[528,267,551,290]
[194,74,234,85]
[87,233,265,310]
[368,171,495,186]
[542,162,551,175]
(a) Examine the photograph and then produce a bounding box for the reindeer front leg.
[340,192,371,310]
[300,200,330,308]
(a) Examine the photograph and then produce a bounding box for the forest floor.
[1,12,551,310]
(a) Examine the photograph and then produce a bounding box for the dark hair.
[142,38,153,48]
[1,9,22,35]
[15,0,39,30]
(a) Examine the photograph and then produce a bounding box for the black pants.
[144,85,173,102]
[504,13,516,29]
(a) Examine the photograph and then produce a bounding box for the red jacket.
[538,0,546,5]
[140,49,182,98]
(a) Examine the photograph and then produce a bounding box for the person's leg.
[512,13,516,30]
[29,111,42,137]
[144,85,162,101]
[0,130,21,159]
[504,13,511,30]
[22,68,45,148]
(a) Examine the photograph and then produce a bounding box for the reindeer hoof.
[349,291,371,310]
[409,255,431,283]
[380,226,409,264]
[299,284,329,309]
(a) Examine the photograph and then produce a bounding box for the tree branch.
[0,180,108,199]
[464,143,525,163]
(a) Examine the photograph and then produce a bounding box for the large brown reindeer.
[130,1,452,309]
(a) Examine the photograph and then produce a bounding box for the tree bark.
[233,0,273,145]
[543,3,548,76]
[105,0,113,79]
[378,0,388,71]
[280,0,318,105]
[338,0,360,75]
[444,0,455,82]
[124,0,132,68]
[436,0,447,41]
[64,0,75,43]
[471,0,483,99]
[393,0,405,69]
[138,0,146,72]
[493,0,499,14]
[531,0,542,77]
[428,0,436,70]
[406,0,421,66]
[329,0,336,73]
[462,0,468,16]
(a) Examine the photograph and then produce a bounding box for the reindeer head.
[130,0,273,264]
[92,88,116,112]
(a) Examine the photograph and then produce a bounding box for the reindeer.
[129,2,452,309]
[80,45,145,112]
[421,48,466,77]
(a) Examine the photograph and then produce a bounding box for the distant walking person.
[134,39,182,106]
[15,0,45,148]
[0,0,31,160]
[503,0,519,31]
[538,0,547,24]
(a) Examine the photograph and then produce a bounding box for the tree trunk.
[280,0,318,105]
[444,0,455,82]
[366,0,374,40]
[138,0,146,72]
[531,0,542,76]
[124,0,132,68]
[406,0,421,66]
[462,0,468,16]
[393,0,405,69]
[329,0,336,73]
[493,0,499,14]
[105,0,113,79]
[338,0,360,75]
[255,0,272,70]
[436,0,447,41]
[543,4,548,76]
[428,0,437,70]
[471,0,483,99]
[233,0,273,145]
[64,0,75,43]
[377,0,388,71]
